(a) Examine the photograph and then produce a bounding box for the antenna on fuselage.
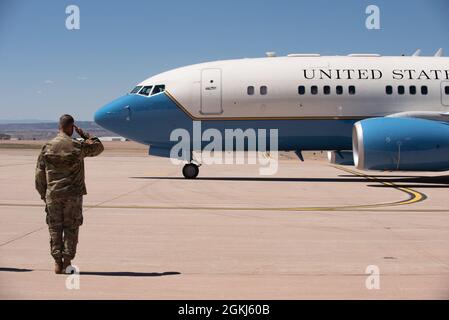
[434,48,443,57]
[412,49,421,56]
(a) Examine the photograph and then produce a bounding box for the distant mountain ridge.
[0,119,55,124]
[0,121,115,140]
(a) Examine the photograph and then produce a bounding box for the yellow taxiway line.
[0,165,428,212]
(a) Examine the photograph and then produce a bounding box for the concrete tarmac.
[1,142,449,299]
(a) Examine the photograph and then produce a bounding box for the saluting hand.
[74,125,87,139]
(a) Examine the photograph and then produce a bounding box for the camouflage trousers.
[45,196,83,260]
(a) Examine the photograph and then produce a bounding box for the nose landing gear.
[182,163,199,179]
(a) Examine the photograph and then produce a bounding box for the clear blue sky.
[0,0,448,121]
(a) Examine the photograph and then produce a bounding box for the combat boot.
[54,258,63,274]
[63,258,72,274]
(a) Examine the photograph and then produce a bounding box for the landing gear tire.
[182,163,199,179]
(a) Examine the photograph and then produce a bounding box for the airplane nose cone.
[94,106,107,127]
[94,95,133,132]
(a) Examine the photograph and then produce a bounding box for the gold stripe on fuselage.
[164,90,371,121]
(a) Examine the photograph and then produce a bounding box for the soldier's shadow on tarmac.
[80,271,180,277]
[0,267,33,272]
[0,268,180,277]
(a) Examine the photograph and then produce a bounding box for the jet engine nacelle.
[353,117,449,171]
[327,151,354,165]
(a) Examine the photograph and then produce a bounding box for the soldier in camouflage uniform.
[35,115,104,274]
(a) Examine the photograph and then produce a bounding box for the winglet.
[412,49,421,56]
[435,48,443,57]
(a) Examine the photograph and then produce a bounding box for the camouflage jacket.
[35,132,104,200]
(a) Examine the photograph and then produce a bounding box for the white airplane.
[95,49,449,178]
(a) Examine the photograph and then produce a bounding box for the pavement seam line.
[0,165,428,214]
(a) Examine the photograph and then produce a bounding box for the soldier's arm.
[75,125,105,157]
[35,145,47,200]
[81,134,105,157]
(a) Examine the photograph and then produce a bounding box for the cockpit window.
[134,84,165,97]
[130,86,142,94]
[152,85,165,95]
[139,86,153,96]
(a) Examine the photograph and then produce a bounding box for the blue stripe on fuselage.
[95,92,356,152]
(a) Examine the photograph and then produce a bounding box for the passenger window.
[247,86,255,95]
[386,86,393,95]
[139,86,153,96]
[445,86,449,95]
[398,86,405,95]
[311,86,318,95]
[336,86,343,95]
[152,85,165,95]
[409,86,416,95]
[323,86,331,95]
[260,86,268,95]
[130,86,142,94]
[421,86,428,95]
[348,86,356,95]
[298,86,306,95]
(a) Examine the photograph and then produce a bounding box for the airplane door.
[442,82,449,106]
[201,69,222,114]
